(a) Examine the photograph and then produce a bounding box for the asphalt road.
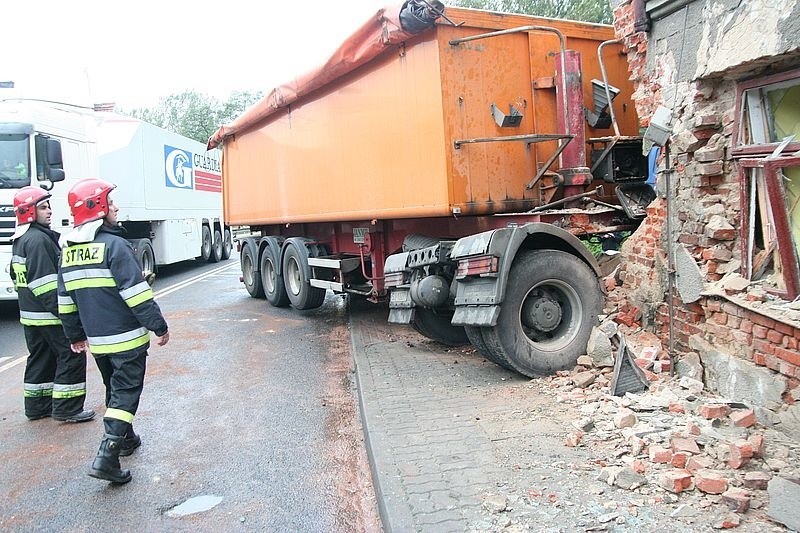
[0,254,379,532]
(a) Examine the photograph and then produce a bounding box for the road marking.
[1,264,238,375]
[154,262,238,299]
[0,355,26,374]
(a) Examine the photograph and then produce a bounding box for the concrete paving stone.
[404,480,452,496]
[403,473,447,486]
[414,509,467,526]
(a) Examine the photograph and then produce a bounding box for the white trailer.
[0,99,229,301]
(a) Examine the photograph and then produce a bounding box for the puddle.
[165,495,223,517]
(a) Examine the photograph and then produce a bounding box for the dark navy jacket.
[10,223,62,327]
[57,225,168,355]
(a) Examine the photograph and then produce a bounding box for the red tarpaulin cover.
[207,4,420,149]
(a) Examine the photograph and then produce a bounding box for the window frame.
[731,67,800,158]
[738,156,800,300]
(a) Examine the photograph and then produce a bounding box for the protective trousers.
[94,349,147,437]
[23,325,88,419]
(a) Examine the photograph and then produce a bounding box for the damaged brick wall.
[610,0,800,431]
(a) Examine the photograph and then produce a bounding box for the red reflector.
[384,271,406,288]
[456,255,498,278]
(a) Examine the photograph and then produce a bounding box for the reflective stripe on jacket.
[57,225,168,356]
[10,224,62,327]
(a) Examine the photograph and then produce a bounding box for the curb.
[349,318,414,533]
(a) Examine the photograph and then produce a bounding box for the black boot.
[89,434,132,484]
[119,427,141,457]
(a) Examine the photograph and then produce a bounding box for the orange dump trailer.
[211,2,653,377]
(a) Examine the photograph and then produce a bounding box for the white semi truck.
[0,99,229,301]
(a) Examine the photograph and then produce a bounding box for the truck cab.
[0,100,82,300]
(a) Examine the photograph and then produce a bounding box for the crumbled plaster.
[688,335,788,428]
[695,0,797,78]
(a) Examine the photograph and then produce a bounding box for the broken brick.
[668,402,686,414]
[632,459,647,474]
[686,421,701,436]
[714,513,741,529]
[743,471,772,490]
[729,409,755,428]
[649,445,673,464]
[727,440,754,469]
[748,434,765,458]
[695,469,729,494]
[721,487,751,513]
[657,469,693,493]
[671,451,691,468]
[698,404,731,419]
[686,455,715,473]
[671,436,701,455]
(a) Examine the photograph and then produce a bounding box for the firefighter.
[10,186,95,423]
[57,178,169,484]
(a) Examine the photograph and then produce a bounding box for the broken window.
[734,68,800,299]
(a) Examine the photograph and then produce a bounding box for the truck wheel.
[464,326,515,371]
[221,229,232,260]
[133,239,156,286]
[201,225,212,262]
[260,247,289,307]
[411,307,469,346]
[482,250,601,377]
[283,243,326,310]
[209,228,223,263]
[241,241,264,298]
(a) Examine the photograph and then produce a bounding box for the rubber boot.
[88,434,132,484]
[119,427,141,457]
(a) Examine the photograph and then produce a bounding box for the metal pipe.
[664,142,675,375]
[359,245,384,282]
[450,26,569,137]
[597,40,622,138]
[527,186,600,213]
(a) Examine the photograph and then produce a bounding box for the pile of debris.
[549,320,800,530]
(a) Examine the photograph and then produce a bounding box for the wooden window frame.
[738,156,800,300]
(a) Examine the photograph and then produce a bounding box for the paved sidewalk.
[349,305,625,532]
[349,304,790,533]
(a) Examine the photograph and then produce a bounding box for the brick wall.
[610,0,800,410]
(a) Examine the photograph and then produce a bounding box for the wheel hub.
[522,291,562,332]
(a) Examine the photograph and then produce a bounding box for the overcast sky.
[4,0,389,110]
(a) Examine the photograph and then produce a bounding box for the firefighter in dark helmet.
[10,186,95,423]
[57,178,169,484]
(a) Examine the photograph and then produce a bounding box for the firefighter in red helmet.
[57,178,169,484]
[10,186,95,422]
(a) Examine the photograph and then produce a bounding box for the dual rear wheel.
[242,239,326,311]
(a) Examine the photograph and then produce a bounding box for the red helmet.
[67,178,116,226]
[13,186,52,225]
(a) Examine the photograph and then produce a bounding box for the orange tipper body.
[210,5,639,227]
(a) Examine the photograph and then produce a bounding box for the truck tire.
[411,307,469,346]
[201,225,213,262]
[132,239,156,286]
[464,326,515,371]
[260,246,290,307]
[221,228,232,260]
[283,243,326,310]
[209,228,223,263]
[241,241,264,298]
[482,250,601,377]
